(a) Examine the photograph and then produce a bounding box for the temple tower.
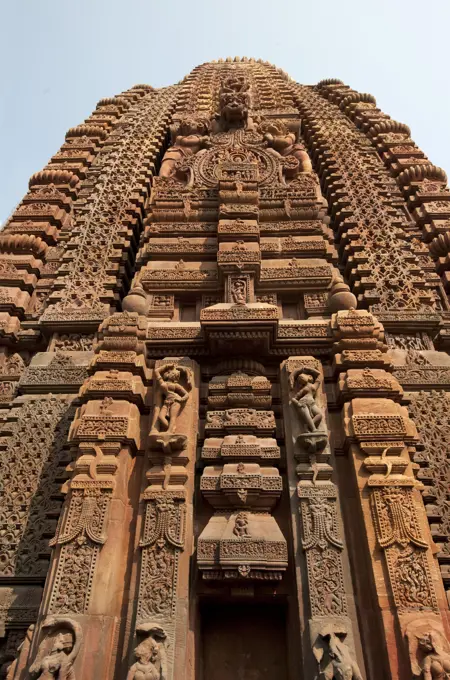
[0,58,449,680]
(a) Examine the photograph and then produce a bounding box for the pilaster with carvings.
[125,356,199,680]
[332,308,450,679]
[280,355,365,680]
[13,312,148,680]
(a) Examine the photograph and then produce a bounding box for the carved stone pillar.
[280,356,365,680]
[126,357,200,680]
[332,308,450,679]
[13,312,148,680]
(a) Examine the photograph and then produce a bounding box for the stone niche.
[197,463,287,581]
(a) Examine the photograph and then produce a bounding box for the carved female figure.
[417,632,450,680]
[127,637,161,680]
[28,618,82,680]
[127,626,167,680]
[314,630,363,680]
[230,278,247,305]
[159,116,210,181]
[290,367,323,432]
[150,364,192,435]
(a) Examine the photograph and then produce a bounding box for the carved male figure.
[260,119,312,176]
[150,364,192,435]
[159,116,210,181]
[290,367,323,432]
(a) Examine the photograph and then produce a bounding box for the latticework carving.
[0,397,73,576]
[408,391,450,599]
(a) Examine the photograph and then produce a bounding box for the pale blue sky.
[1,0,450,223]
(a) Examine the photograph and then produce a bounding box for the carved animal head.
[219,75,251,126]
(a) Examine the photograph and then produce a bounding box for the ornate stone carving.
[299,486,347,617]
[149,363,192,452]
[313,625,363,680]
[289,364,328,452]
[0,397,73,576]
[28,617,82,680]
[127,625,167,680]
[42,87,177,323]
[138,491,186,622]
[259,118,313,177]
[296,82,440,319]
[370,485,438,611]
[407,391,450,597]
[230,277,247,304]
[405,619,450,679]
[217,73,251,129]
[49,483,111,614]
[205,408,276,434]
[159,116,210,183]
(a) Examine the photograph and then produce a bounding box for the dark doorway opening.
[199,601,289,680]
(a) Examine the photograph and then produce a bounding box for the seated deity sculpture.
[259,119,312,177]
[159,116,210,181]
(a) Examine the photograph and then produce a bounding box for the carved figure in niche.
[28,618,82,680]
[406,620,450,680]
[233,512,250,537]
[230,278,247,305]
[290,367,323,432]
[313,628,363,680]
[159,116,210,182]
[127,625,167,680]
[417,633,450,680]
[259,119,313,178]
[150,364,192,435]
[216,73,251,129]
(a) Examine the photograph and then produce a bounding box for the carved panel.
[49,484,112,614]
[137,491,186,623]
[0,397,73,576]
[408,391,450,596]
[370,485,438,612]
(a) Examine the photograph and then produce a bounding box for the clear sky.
[1,0,450,224]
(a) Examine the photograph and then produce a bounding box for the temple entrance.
[200,601,289,680]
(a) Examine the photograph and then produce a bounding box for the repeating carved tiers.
[1,58,449,680]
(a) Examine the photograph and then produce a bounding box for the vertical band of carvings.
[289,82,441,328]
[48,482,112,614]
[299,485,347,618]
[130,357,198,680]
[407,390,450,605]
[137,491,186,623]
[370,484,438,613]
[281,356,363,679]
[41,87,177,326]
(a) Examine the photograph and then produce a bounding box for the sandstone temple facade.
[0,57,449,679]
